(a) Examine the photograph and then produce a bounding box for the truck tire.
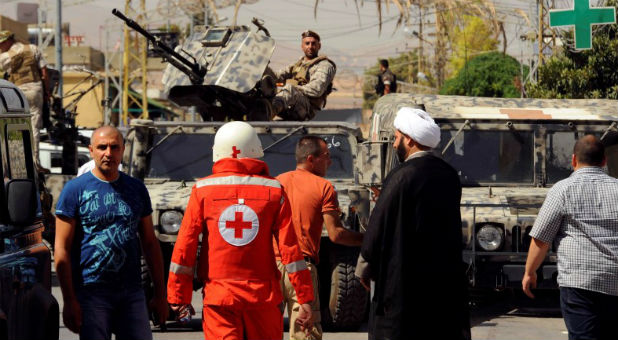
[326,253,368,331]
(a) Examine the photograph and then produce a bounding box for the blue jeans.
[560,287,618,340]
[76,285,152,340]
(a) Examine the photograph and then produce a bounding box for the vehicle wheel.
[325,251,368,331]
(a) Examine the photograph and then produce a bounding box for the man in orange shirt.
[168,121,314,340]
[275,135,364,340]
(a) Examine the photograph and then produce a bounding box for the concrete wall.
[62,71,104,128]
[0,16,28,42]
[44,46,104,71]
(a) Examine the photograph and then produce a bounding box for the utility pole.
[537,0,557,65]
[167,0,171,31]
[434,2,447,87]
[55,0,62,97]
[418,0,423,76]
[37,0,44,48]
[121,0,148,125]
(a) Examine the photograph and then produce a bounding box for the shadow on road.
[471,289,562,327]
[152,319,203,333]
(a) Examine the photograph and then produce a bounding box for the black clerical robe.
[361,153,470,340]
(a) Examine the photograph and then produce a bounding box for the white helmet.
[213,121,264,162]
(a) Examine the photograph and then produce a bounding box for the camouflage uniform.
[376,69,396,96]
[274,56,336,121]
[0,40,47,163]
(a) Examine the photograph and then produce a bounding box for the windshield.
[148,133,354,181]
[547,131,618,183]
[546,131,576,184]
[439,129,534,186]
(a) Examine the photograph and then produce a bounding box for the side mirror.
[126,119,154,180]
[356,142,386,186]
[6,179,38,227]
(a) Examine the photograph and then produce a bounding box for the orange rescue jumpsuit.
[167,158,314,340]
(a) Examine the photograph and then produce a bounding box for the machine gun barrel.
[112,8,206,85]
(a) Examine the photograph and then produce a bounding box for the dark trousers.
[77,285,152,340]
[560,287,618,340]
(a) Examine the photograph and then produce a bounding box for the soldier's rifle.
[112,8,206,85]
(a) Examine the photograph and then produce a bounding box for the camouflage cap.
[301,30,320,42]
[0,30,13,43]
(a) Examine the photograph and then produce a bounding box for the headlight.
[160,210,183,234]
[476,225,504,251]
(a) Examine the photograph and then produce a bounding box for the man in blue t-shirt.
[54,126,168,340]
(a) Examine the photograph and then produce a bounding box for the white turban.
[393,107,441,148]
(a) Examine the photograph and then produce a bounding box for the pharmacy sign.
[549,0,616,50]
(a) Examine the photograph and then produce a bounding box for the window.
[546,131,618,183]
[439,129,534,185]
[6,126,33,180]
[604,131,618,179]
[148,133,354,181]
[546,131,577,184]
[0,88,24,111]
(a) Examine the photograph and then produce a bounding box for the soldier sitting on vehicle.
[272,30,336,121]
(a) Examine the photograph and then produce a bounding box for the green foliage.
[157,24,181,33]
[440,51,527,98]
[526,10,618,99]
[362,51,427,109]
[448,16,499,75]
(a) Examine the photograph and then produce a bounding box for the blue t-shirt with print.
[55,171,152,289]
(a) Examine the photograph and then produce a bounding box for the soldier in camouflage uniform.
[0,30,48,169]
[272,30,336,121]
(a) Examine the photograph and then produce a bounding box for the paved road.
[53,281,567,340]
[470,292,567,340]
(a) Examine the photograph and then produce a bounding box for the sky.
[0,0,578,75]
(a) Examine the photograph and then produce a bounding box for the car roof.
[373,93,618,122]
[0,79,28,116]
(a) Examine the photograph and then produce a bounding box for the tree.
[448,15,498,76]
[311,0,501,87]
[440,51,526,98]
[526,4,618,99]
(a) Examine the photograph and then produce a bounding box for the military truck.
[114,9,277,121]
[359,93,618,291]
[124,119,371,330]
[0,79,59,340]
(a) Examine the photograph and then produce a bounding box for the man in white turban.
[356,107,470,340]
[392,106,441,162]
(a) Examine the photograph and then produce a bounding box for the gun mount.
[112,9,206,85]
[112,9,277,121]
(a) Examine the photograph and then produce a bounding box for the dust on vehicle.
[360,93,618,290]
[114,9,277,121]
[124,119,371,330]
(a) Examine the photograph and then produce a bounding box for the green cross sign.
[549,0,616,50]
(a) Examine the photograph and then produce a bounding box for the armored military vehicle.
[0,79,59,340]
[114,9,277,121]
[124,119,371,330]
[360,93,618,291]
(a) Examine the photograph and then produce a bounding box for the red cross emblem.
[218,204,259,246]
[231,146,241,158]
[226,211,252,238]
